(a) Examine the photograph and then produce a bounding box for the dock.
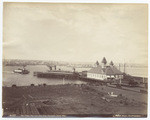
[34,71,80,80]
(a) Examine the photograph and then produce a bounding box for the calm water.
[119,67,148,78]
[3,65,88,87]
[3,65,148,87]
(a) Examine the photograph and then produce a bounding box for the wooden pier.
[34,71,80,80]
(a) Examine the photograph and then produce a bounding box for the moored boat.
[13,68,30,74]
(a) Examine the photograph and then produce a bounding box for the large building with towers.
[87,57,123,81]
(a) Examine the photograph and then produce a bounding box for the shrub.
[31,84,34,87]
[12,84,17,88]
[43,83,46,87]
[128,80,138,86]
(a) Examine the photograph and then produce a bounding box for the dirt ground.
[2,84,147,117]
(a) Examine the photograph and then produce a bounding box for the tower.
[101,57,107,68]
[94,61,99,67]
[110,61,114,66]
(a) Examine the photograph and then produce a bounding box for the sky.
[3,3,148,64]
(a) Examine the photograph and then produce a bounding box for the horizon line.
[2,58,148,65]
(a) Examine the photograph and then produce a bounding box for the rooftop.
[88,65,122,75]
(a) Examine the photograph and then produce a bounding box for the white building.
[87,57,123,81]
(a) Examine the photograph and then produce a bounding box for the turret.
[101,57,107,68]
[110,61,114,66]
[94,61,99,67]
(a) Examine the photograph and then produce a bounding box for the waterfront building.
[87,57,123,81]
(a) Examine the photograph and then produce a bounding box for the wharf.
[34,71,80,80]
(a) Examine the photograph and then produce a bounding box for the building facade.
[87,57,123,81]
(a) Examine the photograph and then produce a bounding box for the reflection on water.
[3,65,148,87]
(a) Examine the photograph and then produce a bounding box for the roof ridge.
[88,65,122,75]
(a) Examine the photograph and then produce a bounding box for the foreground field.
[2,84,147,117]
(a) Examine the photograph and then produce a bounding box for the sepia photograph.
[2,2,148,118]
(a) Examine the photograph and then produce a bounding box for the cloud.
[3,3,148,64]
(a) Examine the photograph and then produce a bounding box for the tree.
[128,80,138,86]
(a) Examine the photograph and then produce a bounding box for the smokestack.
[124,63,126,73]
